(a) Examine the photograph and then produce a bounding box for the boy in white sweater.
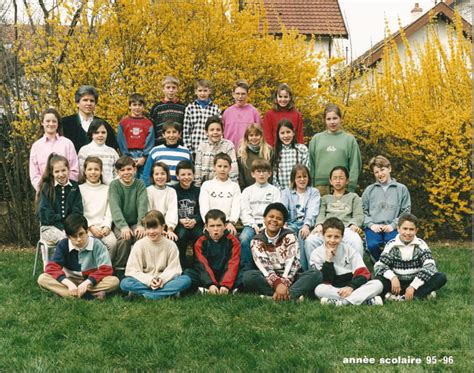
[199,153,241,236]
[120,210,191,299]
[239,159,280,271]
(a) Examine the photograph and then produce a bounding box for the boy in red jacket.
[184,209,241,294]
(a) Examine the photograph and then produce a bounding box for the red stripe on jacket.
[219,233,241,289]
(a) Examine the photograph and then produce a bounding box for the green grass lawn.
[0,245,471,372]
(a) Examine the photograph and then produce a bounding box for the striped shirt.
[141,144,191,186]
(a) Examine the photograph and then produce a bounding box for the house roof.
[262,0,348,37]
[352,1,472,68]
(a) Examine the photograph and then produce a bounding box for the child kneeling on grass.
[120,210,191,300]
[243,203,322,301]
[184,209,241,295]
[373,213,447,301]
[310,217,383,306]
[37,214,119,299]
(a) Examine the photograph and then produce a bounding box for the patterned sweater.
[46,237,113,285]
[374,235,439,289]
[78,141,120,185]
[273,143,309,190]
[194,139,238,186]
[251,228,301,289]
[182,100,220,155]
[149,99,186,146]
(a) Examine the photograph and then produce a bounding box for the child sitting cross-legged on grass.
[120,210,192,300]
[373,213,447,302]
[243,203,322,301]
[184,209,241,295]
[310,217,384,306]
[37,214,119,299]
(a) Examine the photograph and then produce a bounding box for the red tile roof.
[262,0,348,37]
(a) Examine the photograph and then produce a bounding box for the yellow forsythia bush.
[341,13,472,238]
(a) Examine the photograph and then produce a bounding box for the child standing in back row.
[262,83,304,147]
[149,76,186,146]
[117,93,155,178]
[183,79,221,157]
[222,79,261,149]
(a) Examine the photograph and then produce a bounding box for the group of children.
[31,76,446,303]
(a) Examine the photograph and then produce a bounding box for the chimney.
[411,3,423,20]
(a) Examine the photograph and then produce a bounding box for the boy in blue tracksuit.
[362,155,411,262]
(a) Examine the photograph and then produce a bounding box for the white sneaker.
[259,294,273,300]
[320,297,343,306]
[427,291,436,300]
[385,292,404,301]
[197,287,209,295]
[296,295,305,303]
[232,288,239,295]
[366,296,383,306]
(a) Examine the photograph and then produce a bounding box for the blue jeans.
[365,228,397,262]
[286,221,308,271]
[239,226,259,271]
[120,275,191,300]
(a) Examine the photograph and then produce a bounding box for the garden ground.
[0,244,471,372]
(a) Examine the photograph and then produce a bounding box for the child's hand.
[226,222,237,236]
[311,224,323,235]
[370,224,383,233]
[325,246,335,262]
[77,279,92,297]
[273,283,290,301]
[136,157,146,167]
[338,286,353,298]
[134,226,145,239]
[121,227,133,240]
[208,285,219,295]
[89,226,103,238]
[391,276,401,295]
[101,226,111,236]
[219,286,229,295]
[350,225,362,234]
[151,278,163,290]
[405,286,415,300]
[187,219,196,229]
[63,279,78,297]
[383,225,394,233]
[166,230,178,241]
[252,225,260,234]
[299,225,310,239]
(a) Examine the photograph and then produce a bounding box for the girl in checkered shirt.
[271,119,309,190]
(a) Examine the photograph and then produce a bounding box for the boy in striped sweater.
[374,213,447,301]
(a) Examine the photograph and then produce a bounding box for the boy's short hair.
[176,160,194,175]
[143,210,165,228]
[64,214,88,236]
[263,202,288,222]
[129,93,145,106]
[214,152,232,166]
[251,158,271,172]
[205,209,226,224]
[322,217,345,235]
[195,79,211,89]
[398,213,418,228]
[115,155,136,170]
[162,75,179,86]
[74,85,98,103]
[368,155,391,171]
[234,79,249,92]
[87,118,108,140]
[162,120,182,133]
[205,115,224,131]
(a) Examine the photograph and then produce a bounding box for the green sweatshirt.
[315,192,364,228]
[108,178,148,229]
[308,130,361,191]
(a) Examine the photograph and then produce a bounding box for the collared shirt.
[79,113,94,133]
[68,236,93,252]
[29,134,80,190]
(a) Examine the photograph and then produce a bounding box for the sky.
[339,0,440,59]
